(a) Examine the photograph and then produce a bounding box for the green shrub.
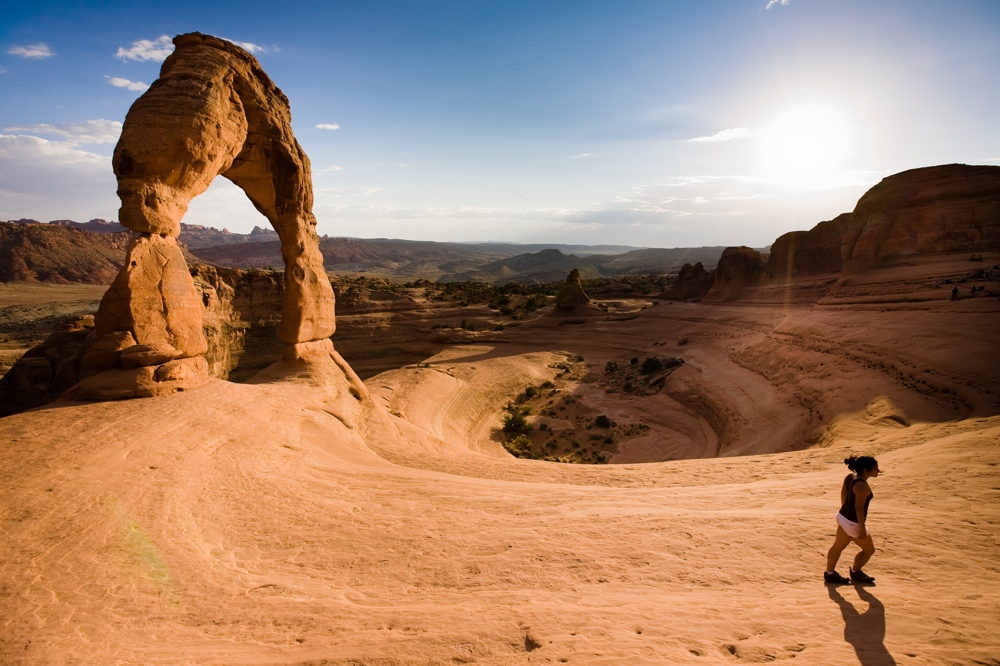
[502,411,533,435]
[594,415,614,428]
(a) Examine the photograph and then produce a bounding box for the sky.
[1,0,998,248]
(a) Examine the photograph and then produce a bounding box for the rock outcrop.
[765,164,1000,280]
[842,164,1000,270]
[74,32,337,400]
[661,262,715,301]
[706,247,766,302]
[554,269,592,311]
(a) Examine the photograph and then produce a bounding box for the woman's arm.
[841,475,851,506]
[854,481,871,531]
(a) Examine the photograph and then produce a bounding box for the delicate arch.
[101,32,334,358]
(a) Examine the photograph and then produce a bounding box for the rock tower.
[67,33,337,399]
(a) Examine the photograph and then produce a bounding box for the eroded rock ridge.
[73,32,336,399]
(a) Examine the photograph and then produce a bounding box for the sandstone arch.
[88,33,335,395]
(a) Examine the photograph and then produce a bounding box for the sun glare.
[760,103,854,188]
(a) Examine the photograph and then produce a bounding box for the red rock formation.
[554,269,592,311]
[79,32,338,399]
[661,262,715,300]
[842,164,1000,270]
[706,247,765,302]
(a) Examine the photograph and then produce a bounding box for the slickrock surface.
[1,258,998,664]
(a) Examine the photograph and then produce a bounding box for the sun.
[759,103,854,188]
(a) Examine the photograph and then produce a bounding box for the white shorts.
[836,512,869,539]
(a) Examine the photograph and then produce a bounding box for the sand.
[1,258,998,664]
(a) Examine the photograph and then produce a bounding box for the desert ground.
[1,254,999,665]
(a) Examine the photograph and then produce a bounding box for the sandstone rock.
[662,262,715,300]
[61,357,210,402]
[82,331,137,369]
[110,32,335,345]
[760,164,1000,279]
[154,356,209,382]
[766,213,854,278]
[845,164,1000,269]
[96,234,207,357]
[120,343,182,368]
[706,247,765,302]
[555,269,592,311]
[0,316,97,416]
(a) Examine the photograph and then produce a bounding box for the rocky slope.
[676,164,1000,303]
[0,221,129,284]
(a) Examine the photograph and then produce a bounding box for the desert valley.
[1,21,999,666]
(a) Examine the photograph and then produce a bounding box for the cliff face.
[0,222,130,284]
[766,164,1000,280]
[842,164,1000,270]
[706,247,766,302]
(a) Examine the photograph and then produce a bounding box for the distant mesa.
[554,268,593,311]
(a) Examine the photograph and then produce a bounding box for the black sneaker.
[824,571,850,585]
[850,568,875,584]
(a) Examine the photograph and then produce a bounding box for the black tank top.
[838,475,873,522]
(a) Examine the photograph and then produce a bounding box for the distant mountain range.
[1,218,752,284]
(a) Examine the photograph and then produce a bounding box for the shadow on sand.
[828,584,897,666]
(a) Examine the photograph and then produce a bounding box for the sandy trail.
[1,273,999,664]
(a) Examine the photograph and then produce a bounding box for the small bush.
[594,414,614,428]
[605,360,618,374]
[502,411,533,435]
[640,357,663,375]
[630,357,639,365]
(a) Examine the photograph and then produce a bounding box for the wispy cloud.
[8,43,55,59]
[688,127,754,143]
[0,134,116,220]
[317,186,380,197]
[572,153,593,159]
[115,35,173,62]
[319,165,344,172]
[222,38,269,54]
[316,123,341,130]
[765,0,790,8]
[107,76,148,92]
[3,119,122,145]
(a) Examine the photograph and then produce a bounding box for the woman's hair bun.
[844,454,878,474]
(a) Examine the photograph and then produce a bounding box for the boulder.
[120,343,182,368]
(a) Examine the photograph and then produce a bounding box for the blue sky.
[1,1,998,248]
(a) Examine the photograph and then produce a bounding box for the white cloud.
[0,134,117,221]
[221,38,268,54]
[319,165,344,172]
[572,153,593,159]
[766,0,790,8]
[107,76,148,92]
[3,119,122,145]
[8,43,54,59]
[688,127,755,143]
[316,123,341,130]
[115,35,173,62]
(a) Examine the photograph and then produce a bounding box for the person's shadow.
[828,584,897,665]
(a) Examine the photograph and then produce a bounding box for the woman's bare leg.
[827,526,853,571]
[852,533,875,571]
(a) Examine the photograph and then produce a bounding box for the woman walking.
[825,455,880,584]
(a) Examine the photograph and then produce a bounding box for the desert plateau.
[2,6,1000,666]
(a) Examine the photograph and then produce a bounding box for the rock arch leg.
[71,33,337,400]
